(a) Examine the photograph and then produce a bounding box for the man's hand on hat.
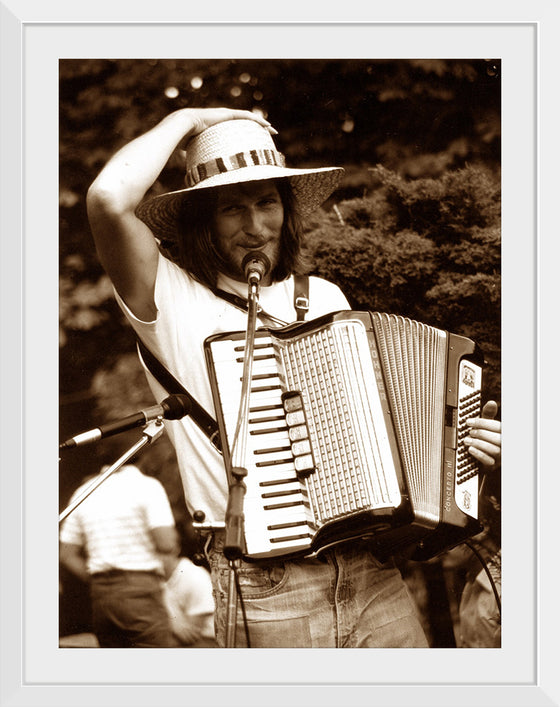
[176,107,277,150]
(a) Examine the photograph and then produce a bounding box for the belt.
[208,530,328,566]
[208,532,389,565]
[91,569,161,579]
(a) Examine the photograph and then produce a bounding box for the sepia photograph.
[58,57,503,652]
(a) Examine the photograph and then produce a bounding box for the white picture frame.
[1,3,556,705]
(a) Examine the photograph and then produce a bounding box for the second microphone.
[59,394,192,450]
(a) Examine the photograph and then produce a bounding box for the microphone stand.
[59,420,165,524]
[222,270,262,647]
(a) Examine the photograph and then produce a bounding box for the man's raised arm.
[86,107,273,320]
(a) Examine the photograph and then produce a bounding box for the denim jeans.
[208,535,428,648]
[90,570,179,648]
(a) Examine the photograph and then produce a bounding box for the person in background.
[456,470,502,648]
[86,107,502,647]
[59,463,180,648]
[162,553,217,647]
[457,545,501,648]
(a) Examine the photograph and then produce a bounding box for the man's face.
[212,180,284,286]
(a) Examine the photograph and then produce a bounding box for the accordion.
[204,310,484,562]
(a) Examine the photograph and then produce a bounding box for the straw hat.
[135,119,344,241]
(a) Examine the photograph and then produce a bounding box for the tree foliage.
[305,164,501,399]
[58,60,502,642]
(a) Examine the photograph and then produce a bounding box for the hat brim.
[135,165,344,241]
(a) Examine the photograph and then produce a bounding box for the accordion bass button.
[286,410,305,426]
[294,455,314,474]
[291,439,312,455]
[288,425,308,441]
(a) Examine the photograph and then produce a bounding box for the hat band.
[185,148,287,187]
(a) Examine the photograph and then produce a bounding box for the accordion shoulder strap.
[136,337,222,453]
[134,275,310,452]
[212,274,310,324]
[293,274,309,321]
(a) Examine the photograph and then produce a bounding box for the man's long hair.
[173,178,305,290]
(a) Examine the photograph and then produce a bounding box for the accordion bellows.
[205,310,484,561]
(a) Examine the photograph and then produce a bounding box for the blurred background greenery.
[59,58,501,644]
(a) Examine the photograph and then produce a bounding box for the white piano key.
[247,489,303,504]
[247,418,288,432]
[244,536,312,559]
[248,409,286,423]
[245,468,304,489]
[243,488,306,504]
[243,501,309,523]
[247,466,299,485]
[244,504,310,530]
[213,373,280,394]
[249,430,292,446]
[223,412,288,440]
[244,499,306,520]
[213,360,279,378]
[258,482,304,498]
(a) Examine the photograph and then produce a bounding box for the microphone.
[242,251,271,287]
[59,394,192,450]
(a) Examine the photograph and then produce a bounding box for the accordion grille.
[371,313,448,524]
[279,319,402,526]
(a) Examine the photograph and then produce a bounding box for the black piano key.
[259,477,299,487]
[252,371,279,378]
[236,354,276,363]
[234,342,273,352]
[261,488,303,499]
[267,521,311,531]
[255,457,296,467]
[250,425,289,436]
[250,382,282,390]
[249,404,284,413]
[249,414,286,424]
[263,500,306,511]
[270,533,313,544]
[254,445,292,455]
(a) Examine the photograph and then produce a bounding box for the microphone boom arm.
[59,394,191,450]
[59,421,164,524]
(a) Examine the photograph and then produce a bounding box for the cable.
[464,539,502,619]
[232,563,252,648]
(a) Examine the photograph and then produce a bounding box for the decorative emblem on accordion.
[205,310,484,561]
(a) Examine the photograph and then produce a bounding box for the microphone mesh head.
[242,251,271,282]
